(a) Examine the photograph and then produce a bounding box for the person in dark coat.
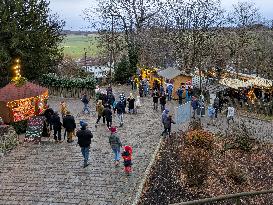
[160,92,167,112]
[106,84,112,95]
[139,84,144,97]
[191,96,199,119]
[116,101,125,127]
[127,93,135,114]
[63,111,76,143]
[44,108,54,131]
[51,112,62,142]
[76,122,93,168]
[103,105,112,128]
[119,92,126,113]
[162,115,176,137]
[152,89,159,110]
[177,85,184,105]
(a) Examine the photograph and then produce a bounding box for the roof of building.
[0,82,48,102]
[158,67,192,79]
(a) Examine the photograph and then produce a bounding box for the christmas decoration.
[0,82,48,123]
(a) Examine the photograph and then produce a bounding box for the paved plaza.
[0,86,163,205]
[1,85,272,205]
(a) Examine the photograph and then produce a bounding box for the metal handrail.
[171,189,273,205]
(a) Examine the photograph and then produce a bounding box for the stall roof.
[158,68,191,80]
[0,82,48,102]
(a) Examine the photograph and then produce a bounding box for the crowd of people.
[42,80,238,173]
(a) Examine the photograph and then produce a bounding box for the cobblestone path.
[0,86,164,205]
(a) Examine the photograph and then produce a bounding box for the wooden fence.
[171,189,273,205]
[46,86,95,99]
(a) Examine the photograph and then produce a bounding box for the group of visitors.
[191,93,236,126]
[44,102,76,143]
[42,80,238,175]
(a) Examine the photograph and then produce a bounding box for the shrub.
[10,120,27,134]
[225,122,254,152]
[182,148,210,187]
[227,164,247,185]
[185,129,214,150]
[40,73,96,89]
[188,119,202,131]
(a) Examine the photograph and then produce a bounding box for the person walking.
[60,101,68,139]
[103,104,113,128]
[109,127,122,166]
[139,83,144,97]
[127,93,135,114]
[95,100,104,126]
[135,96,141,113]
[119,92,126,113]
[76,122,93,168]
[160,92,167,112]
[166,83,173,101]
[152,89,159,110]
[213,96,220,118]
[207,104,215,125]
[162,115,176,137]
[63,111,76,143]
[191,96,198,119]
[60,101,68,118]
[161,109,169,130]
[144,80,149,97]
[121,145,133,175]
[81,93,90,114]
[51,111,62,142]
[177,84,184,105]
[227,104,235,125]
[116,101,125,127]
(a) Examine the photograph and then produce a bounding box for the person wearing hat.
[162,114,176,137]
[76,122,93,168]
[63,111,76,143]
[108,127,122,166]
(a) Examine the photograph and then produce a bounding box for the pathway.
[0,85,164,205]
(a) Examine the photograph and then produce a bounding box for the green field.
[61,34,100,59]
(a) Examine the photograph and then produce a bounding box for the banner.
[175,102,191,124]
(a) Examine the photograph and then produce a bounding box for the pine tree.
[0,0,64,81]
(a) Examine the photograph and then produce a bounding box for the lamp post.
[84,48,87,70]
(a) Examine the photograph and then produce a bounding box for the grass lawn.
[61,34,100,59]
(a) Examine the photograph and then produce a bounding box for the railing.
[171,189,273,205]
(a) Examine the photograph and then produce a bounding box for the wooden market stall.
[158,68,192,99]
[0,82,48,123]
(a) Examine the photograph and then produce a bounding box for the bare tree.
[84,0,165,75]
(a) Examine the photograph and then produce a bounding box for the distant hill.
[62,30,97,36]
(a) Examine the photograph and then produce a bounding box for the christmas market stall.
[139,66,162,88]
[219,76,273,115]
[0,82,48,124]
[158,67,192,99]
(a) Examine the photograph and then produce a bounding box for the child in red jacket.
[121,145,133,175]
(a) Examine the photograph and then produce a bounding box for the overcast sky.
[49,0,273,30]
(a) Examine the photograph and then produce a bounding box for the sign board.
[175,102,191,124]
[25,116,46,139]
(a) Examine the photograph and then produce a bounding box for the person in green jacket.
[109,127,122,166]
